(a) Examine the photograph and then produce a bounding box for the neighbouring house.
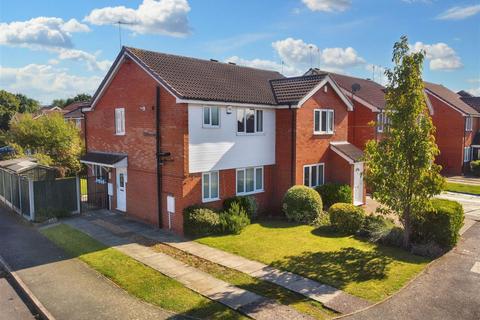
[33,106,64,119]
[424,83,480,175]
[80,47,366,234]
[63,101,89,138]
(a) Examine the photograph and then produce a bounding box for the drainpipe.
[156,86,163,228]
[290,104,296,186]
[80,108,88,152]
[462,116,467,175]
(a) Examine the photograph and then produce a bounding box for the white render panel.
[188,104,275,173]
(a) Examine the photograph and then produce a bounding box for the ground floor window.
[464,147,472,162]
[236,166,263,195]
[202,171,219,202]
[303,163,325,188]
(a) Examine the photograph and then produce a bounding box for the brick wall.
[348,101,377,149]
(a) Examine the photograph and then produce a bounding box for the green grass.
[80,178,87,196]
[445,182,480,195]
[41,224,245,319]
[151,242,336,319]
[197,221,430,302]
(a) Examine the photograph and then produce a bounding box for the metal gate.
[80,175,108,212]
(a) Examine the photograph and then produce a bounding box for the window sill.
[202,125,220,129]
[313,132,334,135]
[236,189,264,196]
[236,132,265,136]
[202,197,220,203]
[115,132,126,136]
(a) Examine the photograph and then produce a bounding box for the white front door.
[353,162,364,205]
[116,168,127,212]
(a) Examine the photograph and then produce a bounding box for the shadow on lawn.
[270,247,393,290]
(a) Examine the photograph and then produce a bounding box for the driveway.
[0,207,179,320]
[342,221,480,320]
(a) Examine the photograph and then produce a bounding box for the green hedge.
[183,206,220,237]
[412,199,464,248]
[329,203,365,234]
[223,196,258,219]
[282,185,323,223]
[315,183,352,209]
[470,160,480,177]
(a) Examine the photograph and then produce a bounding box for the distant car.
[0,146,15,159]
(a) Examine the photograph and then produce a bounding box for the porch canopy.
[330,142,364,164]
[80,152,127,168]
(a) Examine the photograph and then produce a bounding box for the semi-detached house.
[80,47,366,234]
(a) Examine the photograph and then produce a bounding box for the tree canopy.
[6,113,83,176]
[51,93,92,108]
[0,90,40,131]
[364,36,445,247]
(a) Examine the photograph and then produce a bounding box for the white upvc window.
[377,112,388,133]
[314,109,334,134]
[237,108,264,134]
[202,171,219,202]
[236,166,264,195]
[203,106,220,128]
[303,163,325,188]
[75,119,82,129]
[464,147,472,162]
[115,108,125,135]
[465,116,473,132]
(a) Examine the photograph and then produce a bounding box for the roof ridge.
[124,46,285,77]
[270,74,326,83]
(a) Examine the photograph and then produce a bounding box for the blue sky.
[1,0,479,104]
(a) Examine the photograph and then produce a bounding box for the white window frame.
[313,109,334,135]
[115,107,125,135]
[202,106,220,128]
[75,118,82,129]
[303,163,325,188]
[377,112,387,133]
[202,171,220,202]
[236,166,264,195]
[465,116,473,132]
[464,147,472,162]
[237,108,264,135]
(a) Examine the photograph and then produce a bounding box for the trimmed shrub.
[470,160,480,177]
[183,206,221,237]
[315,183,352,209]
[219,202,250,235]
[329,203,365,234]
[282,185,323,223]
[223,196,258,219]
[412,199,464,248]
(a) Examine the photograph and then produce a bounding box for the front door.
[116,168,127,212]
[353,162,364,205]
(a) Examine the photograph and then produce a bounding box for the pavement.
[0,206,177,320]
[68,211,372,315]
[342,220,480,320]
[447,176,480,186]
[437,192,480,221]
[0,266,37,320]
[64,216,313,320]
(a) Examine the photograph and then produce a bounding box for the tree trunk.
[403,212,411,248]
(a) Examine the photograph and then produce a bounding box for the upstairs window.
[304,163,325,188]
[203,106,220,127]
[237,108,264,134]
[202,171,219,202]
[465,116,473,132]
[377,112,389,133]
[314,109,334,134]
[115,108,125,135]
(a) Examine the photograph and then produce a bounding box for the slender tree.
[364,36,445,248]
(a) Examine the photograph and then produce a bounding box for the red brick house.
[80,47,366,234]
[63,101,88,139]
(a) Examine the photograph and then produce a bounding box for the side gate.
[80,175,109,212]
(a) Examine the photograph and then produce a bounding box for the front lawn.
[41,224,245,319]
[197,221,430,302]
[445,182,480,195]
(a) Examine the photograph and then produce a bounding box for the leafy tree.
[51,93,92,108]
[6,113,83,176]
[364,36,444,248]
[15,93,40,113]
[0,90,20,131]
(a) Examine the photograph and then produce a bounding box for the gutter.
[156,86,163,228]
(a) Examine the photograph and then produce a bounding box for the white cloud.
[0,17,89,49]
[436,5,480,20]
[411,42,463,70]
[365,64,388,85]
[467,88,480,96]
[84,0,191,36]
[0,64,102,104]
[226,37,365,77]
[302,0,351,12]
[56,49,111,71]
